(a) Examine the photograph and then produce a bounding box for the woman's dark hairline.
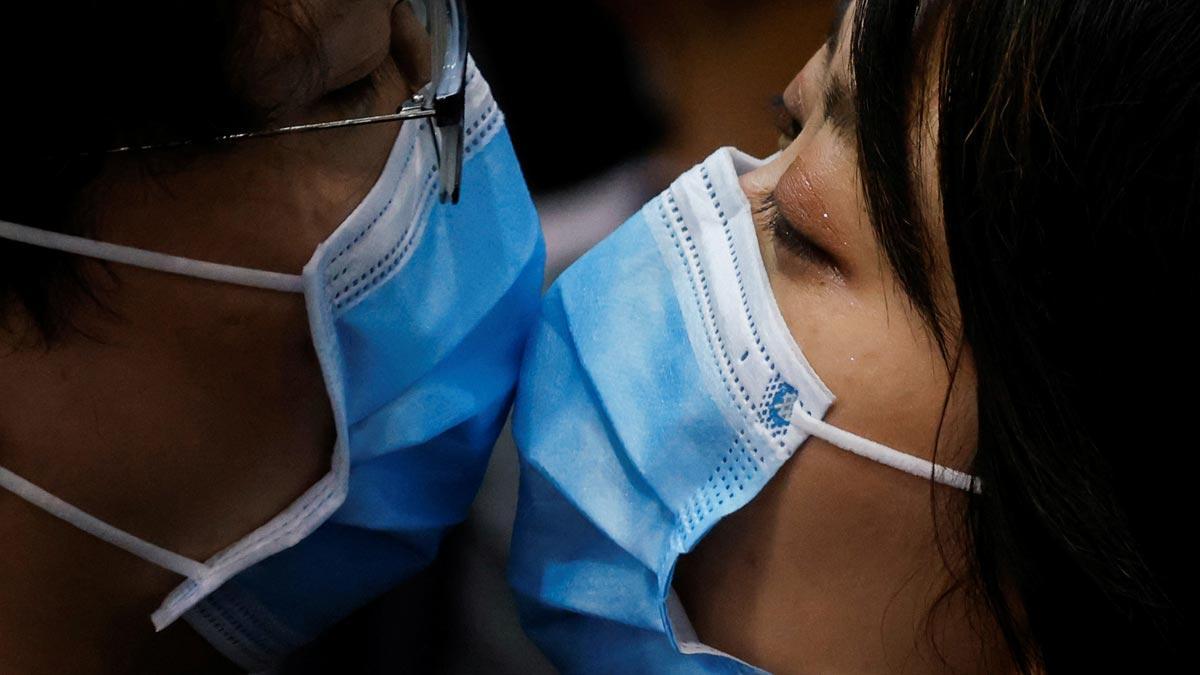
[818,0,860,142]
[826,0,854,65]
[847,0,959,351]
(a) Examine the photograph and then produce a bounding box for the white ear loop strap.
[789,408,982,494]
[0,218,287,578]
[0,466,211,578]
[0,219,304,294]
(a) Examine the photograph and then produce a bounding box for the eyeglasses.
[104,0,469,204]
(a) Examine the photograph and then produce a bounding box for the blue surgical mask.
[507,147,978,674]
[0,62,544,670]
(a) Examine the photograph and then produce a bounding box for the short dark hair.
[0,1,302,343]
[850,0,1191,670]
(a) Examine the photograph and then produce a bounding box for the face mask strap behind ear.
[0,466,211,579]
[788,408,982,493]
[0,220,296,581]
[0,219,304,294]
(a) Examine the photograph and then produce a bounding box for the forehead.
[233,0,397,104]
[247,0,393,48]
[257,0,388,27]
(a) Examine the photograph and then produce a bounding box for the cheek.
[752,146,975,462]
[761,231,972,461]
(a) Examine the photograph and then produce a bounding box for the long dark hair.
[850,0,1192,670]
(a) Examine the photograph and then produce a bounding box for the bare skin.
[674,3,1015,673]
[0,2,428,672]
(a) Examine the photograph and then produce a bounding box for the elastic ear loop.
[0,467,210,578]
[0,219,304,293]
[0,218,304,578]
[789,408,982,494]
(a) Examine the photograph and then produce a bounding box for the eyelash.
[324,62,387,107]
[758,194,838,271]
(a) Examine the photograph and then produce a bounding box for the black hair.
[850,0,1192,670]
[0,1,324,343]
[0,2,252,342]
[466,0,666,194]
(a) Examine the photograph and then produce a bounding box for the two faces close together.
[0,1,1190,674]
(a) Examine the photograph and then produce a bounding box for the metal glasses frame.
[104,0,469,204]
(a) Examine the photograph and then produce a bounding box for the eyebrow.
[823,72,857,139]
[822,0,857,139]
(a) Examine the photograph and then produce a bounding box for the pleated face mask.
[0,61,544,670]
[507,147,978,674]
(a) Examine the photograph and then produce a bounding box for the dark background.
[474,0,836,192]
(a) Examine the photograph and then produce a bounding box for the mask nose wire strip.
[788,408,983,494]
[0,219,305,294]
[0,466,212,579]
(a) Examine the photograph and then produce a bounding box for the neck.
[0,495,237,674]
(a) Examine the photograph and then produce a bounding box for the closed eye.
[758,193,841,274]
[323,67,383,107]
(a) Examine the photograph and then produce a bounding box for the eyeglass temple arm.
[103,101,437,155]
[431,0,468,204]
[434,89,465,204]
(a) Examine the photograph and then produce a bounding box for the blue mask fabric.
[0,60,545,670]
[507,147,978,674]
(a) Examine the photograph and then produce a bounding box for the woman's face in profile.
[675,2,989,671]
